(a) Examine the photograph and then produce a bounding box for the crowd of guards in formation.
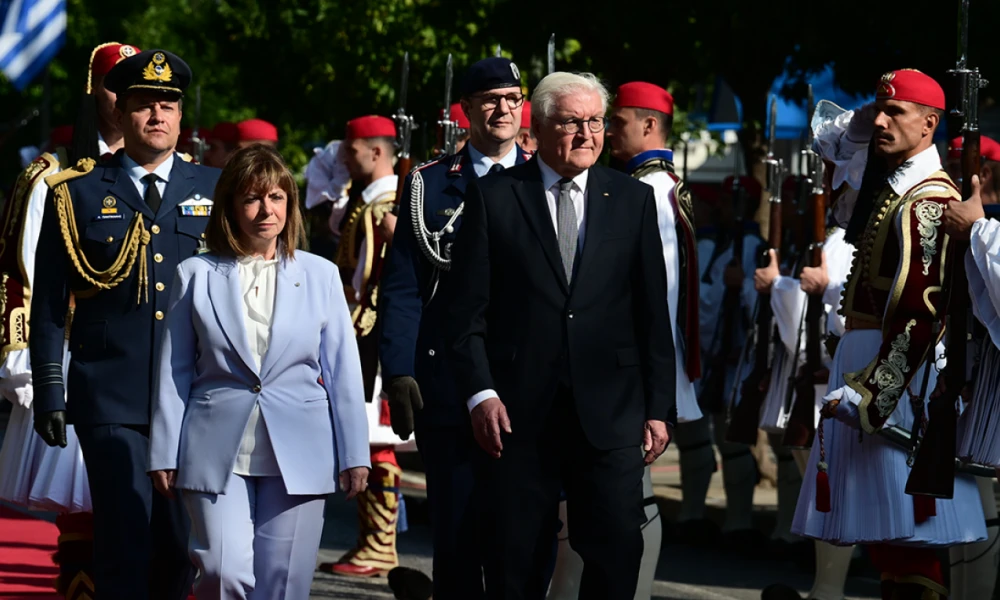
[3,7,1000,599]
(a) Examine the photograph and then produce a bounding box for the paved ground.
[0,403,886,599]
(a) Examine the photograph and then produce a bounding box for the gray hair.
[530,72,610,126]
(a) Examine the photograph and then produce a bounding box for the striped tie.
[556,178,578,284]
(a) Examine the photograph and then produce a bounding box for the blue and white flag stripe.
[0,0,66,91]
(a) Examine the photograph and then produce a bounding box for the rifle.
[906,0,987,498]
[547,34,556,74]
[698,152,747,413]
[437,54,458,156]
[727,98,783,445]
[352,53,414,338]
[189,85,206,164]
[783,88,827,448]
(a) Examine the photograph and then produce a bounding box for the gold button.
[155,282,165,292]
[154,253,163,263]
[106,236,114,243]
[155,310,164,320]
[151,225,160,234]
[201,233,206,239]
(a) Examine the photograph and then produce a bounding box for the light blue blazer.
[148,251,371,496]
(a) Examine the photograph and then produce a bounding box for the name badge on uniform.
[93,214,124,221]
[178,194,212,217]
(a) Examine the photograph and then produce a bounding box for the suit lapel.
[103,160,153,220]
[208,258,258,375]
[259,255,302,381]
[514,161,569,294]
[573,166,612,290]
[158,155,196,219]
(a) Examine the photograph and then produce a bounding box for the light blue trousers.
[183,474,326,600]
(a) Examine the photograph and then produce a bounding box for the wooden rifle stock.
[726,198,782,445]
[783,181,827,448]
[905,134,976,499]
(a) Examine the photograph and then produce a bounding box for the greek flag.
[0,0,66,91]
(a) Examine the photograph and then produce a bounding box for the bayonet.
[438,54,459,156]
[393,52,415,161]
[495,44,502,58]
[547,34,556,74]
[191,85,205,164]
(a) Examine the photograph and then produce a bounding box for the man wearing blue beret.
[378,56,532,599]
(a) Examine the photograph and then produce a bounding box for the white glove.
[822,386,862,429]
[845,102,877,143]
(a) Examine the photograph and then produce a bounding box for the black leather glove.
[34,409,68,448]
[385,376,424,441]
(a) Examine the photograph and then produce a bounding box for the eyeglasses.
[472,92,525,110]
[549,117,607,134]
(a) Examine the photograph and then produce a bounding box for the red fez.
[346,115,396,140]
[238,118,279,143]
[209,122,240,145]
[614,81,674,116]
[49,125,74,149]
[520,101,531,129]
[948,136,963,160]
[440,103,470,129]
[722,175,762,200]
[87,42,140,94]
[875,69,945,111]
[982,136,1000,163]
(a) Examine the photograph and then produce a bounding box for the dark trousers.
[416,423,486,600]
[476,387,645,600]
[76,424,193,600]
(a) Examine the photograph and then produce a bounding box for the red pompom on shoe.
[816,463,831,513]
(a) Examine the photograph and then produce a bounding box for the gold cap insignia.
[142,52,173,83]
[881,71,896,84]
[103,196,116,208]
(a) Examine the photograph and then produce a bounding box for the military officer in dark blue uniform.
[379,57,532,600]
[29,49,220,600]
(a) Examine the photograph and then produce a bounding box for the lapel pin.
[603,192,609,197]
[294,282,300,287]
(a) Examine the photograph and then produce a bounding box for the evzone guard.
[792,70,986,599]
[321,114,413,577]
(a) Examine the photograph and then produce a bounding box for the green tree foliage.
[0,0,997,187]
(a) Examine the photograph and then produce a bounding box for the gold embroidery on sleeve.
[870,319,916,418]
[914,200,943,276]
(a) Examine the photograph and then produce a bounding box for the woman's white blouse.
[232,255,280,476]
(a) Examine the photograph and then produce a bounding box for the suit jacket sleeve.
[28,187,71,413]
[148,263,195,472]
[444,178,493,401]
[635,186,676,425]
[378,172,422,380]
[320,267,372,473]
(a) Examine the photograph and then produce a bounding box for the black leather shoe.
[387,567,433,600]
[760,583,807,600]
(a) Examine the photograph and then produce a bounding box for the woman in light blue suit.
[148,145,371,599]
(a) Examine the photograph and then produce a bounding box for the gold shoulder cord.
[46,159,151,304]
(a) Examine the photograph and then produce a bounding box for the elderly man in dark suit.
[445,71,676,600]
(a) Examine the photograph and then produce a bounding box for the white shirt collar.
[467,143,519,178]
[537,155,589,194]
[361,174,398,204]
[121,151,174,185]
[97,131,110,157]
[888,145,942,196]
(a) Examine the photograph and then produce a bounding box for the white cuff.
[468,389,498,412]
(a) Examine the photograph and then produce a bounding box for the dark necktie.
[488,162,504,175]
[143,173,161,213]
[556,177,578,283]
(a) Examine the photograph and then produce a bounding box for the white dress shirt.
[120,152,173,202]
[466,156,589,412]
[467,142,519,177]
[232,255,281,476]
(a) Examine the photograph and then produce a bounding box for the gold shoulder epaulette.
[44,157,95,189]
[179,152,194,163]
